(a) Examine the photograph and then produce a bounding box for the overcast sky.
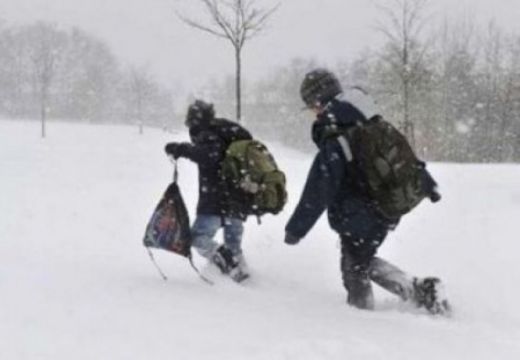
[2,0,520,94]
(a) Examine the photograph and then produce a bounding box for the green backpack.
[334,116,430,219]
[221,139,287,216]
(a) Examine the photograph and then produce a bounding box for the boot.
[211,246,249,283]
[211,245,238,274]
[230,253,250,282]
[412,277,451,315]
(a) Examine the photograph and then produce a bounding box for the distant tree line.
[208,20,520,163]
[2,9,519,162]
[0,21,176,135]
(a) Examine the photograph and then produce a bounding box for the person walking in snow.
[284,69,450,314]
[164,100,252,282]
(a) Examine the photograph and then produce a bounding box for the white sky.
[2,0,520,94]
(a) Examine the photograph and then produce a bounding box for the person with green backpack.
[165,100,253,282]
[284,69,450,314]
[165,100,286,282]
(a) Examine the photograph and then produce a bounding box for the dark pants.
[340,233,380,309]
[340,233,416,309]
[340,233,382,265]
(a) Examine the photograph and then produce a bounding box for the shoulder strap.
[337,135,353,162]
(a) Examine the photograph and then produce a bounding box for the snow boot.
[211,245,237,274]
[230,254,250,283]
[343,263,375,310]
[211,246,249,283]
[412,277,451,315]
[229,266,250,283]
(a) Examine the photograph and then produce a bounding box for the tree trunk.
[41,85,47,138]
[41,105,46,138]
[137,89,144,135]
[235,46,242,122]
[403,79,416,149]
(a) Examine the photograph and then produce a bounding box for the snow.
[455,120,471,134]
[1,120,519,360]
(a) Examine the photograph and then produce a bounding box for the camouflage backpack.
[334,115,431,219]
[221,139,287,216]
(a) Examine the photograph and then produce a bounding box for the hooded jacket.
[285,99,396,242]
[176,118,252,218]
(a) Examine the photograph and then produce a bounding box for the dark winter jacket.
[285,99,397,242]
[176,118,252,218]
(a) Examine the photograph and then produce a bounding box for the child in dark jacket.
[165,100,252,282]
[285,69,450,314]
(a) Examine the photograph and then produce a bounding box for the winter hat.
[300,68,343,108]
[185,99,215,128]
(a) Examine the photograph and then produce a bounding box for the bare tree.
[435,15,479,160]
[478,22,520,162]
[177,0,279,122]
[503,37,520,162]
[1,28,31,118]
[22,23,66,138]
[128,66,157,134]
[0,21,177,128]
[374,0,431,147]
[57,27,121,123]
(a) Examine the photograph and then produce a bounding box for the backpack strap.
[337,135,353,162]
[327,124,369,196]
[332,117,373,164]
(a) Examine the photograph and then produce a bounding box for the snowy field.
[1,120,519,360]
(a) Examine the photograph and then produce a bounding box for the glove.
[164,142,178,156]
[164,142,188,159]
[429,187,441,203]
[420,170,441,203]
[284,232,301,245]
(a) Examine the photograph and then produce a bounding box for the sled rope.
[171,160,213,285]
[146,248,168,281]
[169,158,179,183]
[146,248,214,285]
[188,255,214,285]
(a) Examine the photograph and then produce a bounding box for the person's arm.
[285,139,348,242]
[165,141,224,164]
[419,162,441,202]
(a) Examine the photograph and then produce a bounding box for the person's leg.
[223,218,244,257]
[340,234,375,310]
[369,257,416,301]
[340,210,450,313]
[223,218,249,281]
[370,257,450,314]
[191,215,242,276]
[341,232,443,310]
[191,215,222,259]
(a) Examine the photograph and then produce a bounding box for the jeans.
[191,215,244,259]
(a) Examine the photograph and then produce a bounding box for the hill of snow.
[1,120,519,360]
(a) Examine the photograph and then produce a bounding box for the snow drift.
[1,120,519,359]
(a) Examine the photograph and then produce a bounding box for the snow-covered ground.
[1,120,519,360]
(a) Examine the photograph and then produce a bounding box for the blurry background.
[1,0,519,161]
